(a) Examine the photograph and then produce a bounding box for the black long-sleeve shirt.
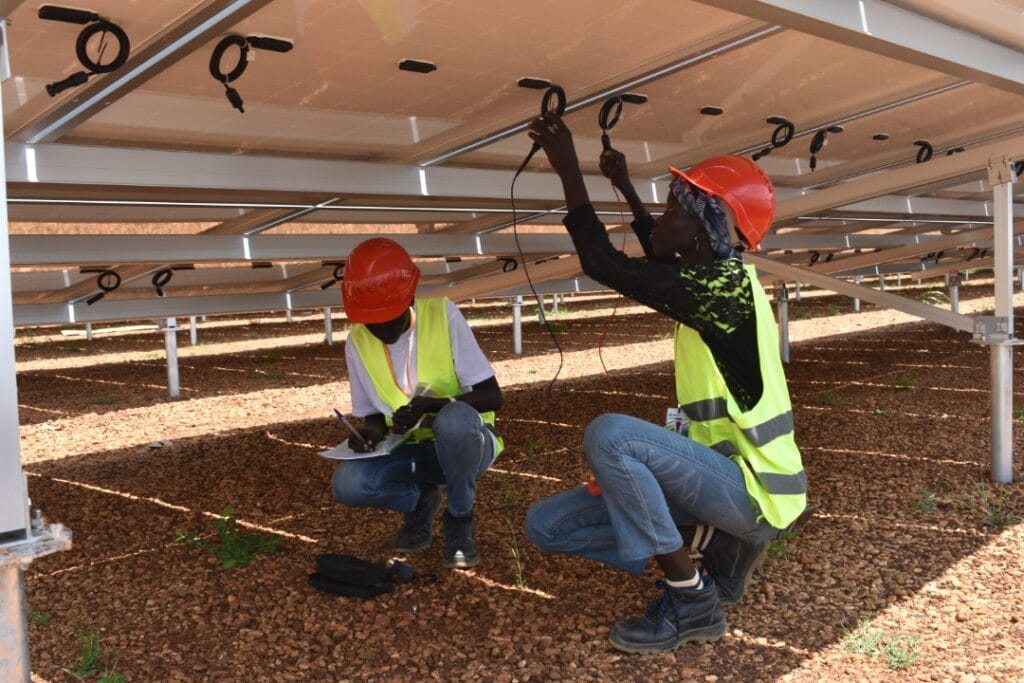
[564,204,763,410]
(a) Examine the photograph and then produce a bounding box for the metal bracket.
[773,281,789,303]
[947,272,962,288]
[986,156,1018,187]
[0,523,72,569]
[972,316,1023,345]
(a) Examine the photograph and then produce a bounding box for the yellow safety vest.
[349,297,503,454]
[674,264,806,529]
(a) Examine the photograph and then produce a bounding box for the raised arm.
[599,147,655,258]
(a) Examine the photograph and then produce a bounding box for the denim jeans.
[525,413,777,575]
[332,401,495,517]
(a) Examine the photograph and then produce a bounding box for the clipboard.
[321,384,437,461]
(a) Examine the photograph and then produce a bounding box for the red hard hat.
[669,155,776,250]
[341,238,420,323]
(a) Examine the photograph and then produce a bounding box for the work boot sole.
[608,619,726,654]
[719,502,819,606]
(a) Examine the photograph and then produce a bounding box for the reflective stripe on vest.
[349,297,502,453]
[674,263,806,529]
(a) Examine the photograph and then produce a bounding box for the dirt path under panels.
[13,283,1024,683]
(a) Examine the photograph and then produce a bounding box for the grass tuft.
[176,506,281,570]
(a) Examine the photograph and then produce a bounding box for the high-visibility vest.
[673,264,806,529]
[349,297,503,453]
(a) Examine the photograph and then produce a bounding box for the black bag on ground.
[308,554,419,598]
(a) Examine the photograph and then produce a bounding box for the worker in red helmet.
[523,115,808,654]
[334,238,503,569]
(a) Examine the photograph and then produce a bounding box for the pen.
[333,409,369,448]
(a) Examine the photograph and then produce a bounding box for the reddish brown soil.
[15,282,1024,683]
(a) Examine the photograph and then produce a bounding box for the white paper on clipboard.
[320,383,436,461]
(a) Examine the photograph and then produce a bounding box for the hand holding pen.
[334,409,378,453]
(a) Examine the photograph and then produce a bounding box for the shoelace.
[646,580,687,625]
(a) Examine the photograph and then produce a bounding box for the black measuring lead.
[39,5,131,97]
[511,84,567,433]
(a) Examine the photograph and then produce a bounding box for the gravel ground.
[15,281,1024,682]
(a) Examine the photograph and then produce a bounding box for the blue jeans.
[332,401,496,517]
[525,413,777,575]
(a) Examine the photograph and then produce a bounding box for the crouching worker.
[334,238,503,569]
[523,115,808,653]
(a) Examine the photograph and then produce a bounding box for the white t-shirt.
[345,299,496,417]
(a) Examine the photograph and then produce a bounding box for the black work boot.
[609,578,726,654]
[701,533,767,606]
[703,503,818,605]
[442,509,480,569]
[392,485,442,553]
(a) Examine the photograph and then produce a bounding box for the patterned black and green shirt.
[564,204,762,411]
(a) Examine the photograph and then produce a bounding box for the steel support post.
[189,316,198,345]
[512,296,523,355]
[286,309,293,323]
[552,294,559,314]
[85,323,92,341]
[1018,266,1024,292]
[0,556,28,681]
[793,281,801,300]
[774,282,790,364]
[163,318,180,399]
[985,157,1018,483]
[324,308,333,346]
[0,50,73,682]
[879,275,886,291]
[948,273,961,314]
[853,276,862,312]
[897,273,903,288]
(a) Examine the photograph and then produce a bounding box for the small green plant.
[915,289,950,306]
[820,390,850,407]
[1014,406,1024,421]
[176,506,281,570]
[253,368,284,379]
[503,519,528,589]
[87,395,120,406]
[826,304,841,316]
[543,321,565,333]
[976,484,1020,528]
[527,368,538,375]
[262,350,282,363]
[884,633,920,670]
[842,619,885,655]
[497,476,518,514]
[791,307,806,320]
[950,482,1019,528]
[29,609,52,626]
[913,487,937,512]
[766,529,798,561]
[891,371,917,391]
[62,626,126,682]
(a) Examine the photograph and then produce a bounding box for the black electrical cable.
[209,34,293,113]
[598,96,623,150]
[767,117,794,148]
[84,269,121,305]
[514,85,565,177]
[41,8,130,97]
[511,85,567,435]
[914,140,933,164]
[152,268,173,297]
[809,126,843,172]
